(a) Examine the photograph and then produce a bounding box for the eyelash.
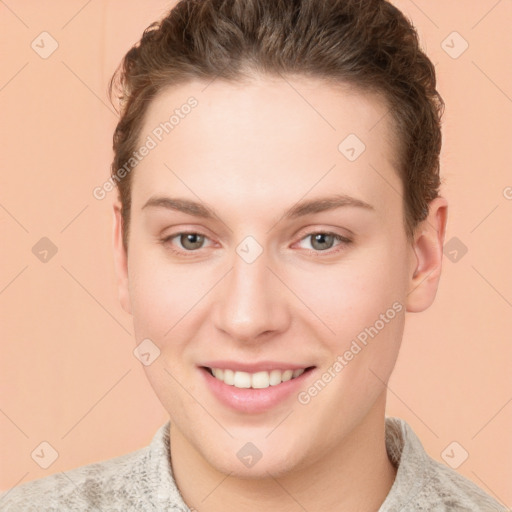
[160,231,352,257]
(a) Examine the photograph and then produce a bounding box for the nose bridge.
[212,241,288,341]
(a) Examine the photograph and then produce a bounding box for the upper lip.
[200,360,315,373]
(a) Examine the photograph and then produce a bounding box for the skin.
[112,75,447,511]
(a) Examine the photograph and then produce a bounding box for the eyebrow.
[141,193,375,219]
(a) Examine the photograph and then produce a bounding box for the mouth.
[199,362,318,414]
[200,366,316,389]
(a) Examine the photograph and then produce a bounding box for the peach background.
[1,0,511,507]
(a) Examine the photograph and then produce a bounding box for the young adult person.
[1,0,506,510]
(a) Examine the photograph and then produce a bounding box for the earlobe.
[405,196,448,313]
[112,202,132,315]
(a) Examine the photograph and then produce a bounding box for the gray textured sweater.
[0,417,506,511]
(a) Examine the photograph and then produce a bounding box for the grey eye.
[179,233,205,250]
[309,233,336,251]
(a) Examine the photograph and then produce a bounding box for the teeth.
[209,367,306,389]
[269,369,282,386]
[233,371,251,388]
[223,369,234,385]
[211,368,224,380]
[282,369,294,382]
[252,371,271,389]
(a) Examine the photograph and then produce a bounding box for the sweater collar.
[378,416,430,511]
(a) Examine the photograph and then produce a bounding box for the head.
[109,0,447,477]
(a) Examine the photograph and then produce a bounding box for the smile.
[206,367,312,389]
[199,364,316,413]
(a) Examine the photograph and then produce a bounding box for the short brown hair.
[109,0,444,250]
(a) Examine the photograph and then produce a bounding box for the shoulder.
[0,446,150,512]
[419,455,506,511]
[0,421,183,512]
[383,417,506,512]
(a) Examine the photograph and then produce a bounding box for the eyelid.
[293,224,353,244]
[294,225,352,240]
[161,230,215,249]
[293,230,352,254]
[160,227,353,257]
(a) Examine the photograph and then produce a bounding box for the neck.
[169,394,397,512]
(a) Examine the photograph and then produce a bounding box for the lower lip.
[199,367,315,414]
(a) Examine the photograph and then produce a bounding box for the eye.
[297,232,352,254]
[161,232,212,254]
[160,230,352,258]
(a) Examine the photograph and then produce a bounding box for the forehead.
[132,75,401,216]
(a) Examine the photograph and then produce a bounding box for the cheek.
[127,251,212,342]
[291,246,407,338]
[290,242,407,402]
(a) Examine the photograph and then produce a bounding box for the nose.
[212,247,291,344]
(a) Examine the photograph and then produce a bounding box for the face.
[113,75,446,478]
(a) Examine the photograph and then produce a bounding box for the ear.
[406,196,448,312]
[112,202,132,315]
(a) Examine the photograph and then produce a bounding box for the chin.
[202,441,304,479]
[214,458,294,480]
